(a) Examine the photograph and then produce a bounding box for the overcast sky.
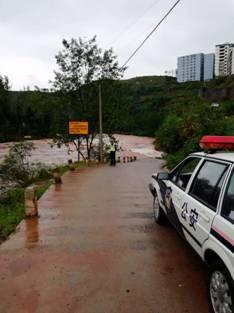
[0,0,233,90]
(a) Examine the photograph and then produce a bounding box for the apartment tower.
[215,43,234,77]
[177,53,214,83]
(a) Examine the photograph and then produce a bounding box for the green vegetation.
[0,140,95,242]
[0,180,53,240]
[0,142,51,240]
[153,78,234,168]
[0,166,82,241]
[35,181,52,200]
[156,101,232,168]
[48,36,125,160]
[0,141,52,187]
[0,188,25,239]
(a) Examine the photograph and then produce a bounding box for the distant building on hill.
[215,43,234,77]
[177,53,215,83]
[204,53,215,81]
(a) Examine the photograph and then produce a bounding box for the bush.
[0,188,25,206]
[0,142,52,187]
[155,114,184,154]
[36,168,51,180]
[0,188,25,239]
[0,142,35,186]
[156,99,234,169]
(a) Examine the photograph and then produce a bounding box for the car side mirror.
[157,172,169,180]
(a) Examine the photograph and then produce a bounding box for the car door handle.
[199,211,210,223]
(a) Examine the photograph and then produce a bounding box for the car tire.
[208,261,234,313]
[153,193,166,225]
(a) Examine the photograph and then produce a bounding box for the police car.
[149,136,234,313]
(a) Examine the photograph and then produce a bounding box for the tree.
[0,74,11,142]
[51,36,126,160]
[0,142,35,186]
[0,75,10,91]
[0,142,51,187]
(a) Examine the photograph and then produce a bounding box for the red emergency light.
[200,136,234,151]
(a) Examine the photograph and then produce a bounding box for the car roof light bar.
[200,136,234,151]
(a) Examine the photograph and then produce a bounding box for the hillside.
[119,75,234,167]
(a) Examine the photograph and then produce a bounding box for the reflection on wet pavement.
[25,218,39,246]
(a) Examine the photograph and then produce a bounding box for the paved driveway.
[0,158,209,313]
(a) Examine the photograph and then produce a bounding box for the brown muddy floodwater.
[0,135,162,166]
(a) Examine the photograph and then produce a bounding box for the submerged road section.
[0,159,209,313]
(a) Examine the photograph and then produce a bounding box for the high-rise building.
[177,53,214,83]
[215,43,234,77]
[177,53,203,83]
[204,53,215,81]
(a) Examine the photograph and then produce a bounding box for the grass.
[0,161,96,242]
[35,180,53,199]
[0,188,25,240]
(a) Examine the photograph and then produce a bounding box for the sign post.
[99,83,103,163]
[69,121,89,161]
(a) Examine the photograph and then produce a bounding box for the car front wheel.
[153,194,166,224]
[209,262,234,313]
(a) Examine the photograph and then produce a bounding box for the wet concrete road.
[0,158,209,313]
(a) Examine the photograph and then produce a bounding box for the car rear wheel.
[209,262,234,313]
[153,194,166,224]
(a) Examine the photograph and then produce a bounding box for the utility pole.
[77,137,81,162]
[99,82,103,162]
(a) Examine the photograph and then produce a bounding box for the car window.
[171,157,201,190]
[189,161,228,211]
[222,170,234,224]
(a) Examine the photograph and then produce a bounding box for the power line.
[121,0,182,69]
[109,0,162,47]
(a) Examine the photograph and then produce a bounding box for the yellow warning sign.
[69,121,89,135]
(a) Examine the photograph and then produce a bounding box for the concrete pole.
[99,82,103,163]
[25,186,38,217]
[77,138,80,162]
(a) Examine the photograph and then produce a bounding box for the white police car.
[149,136,234,313]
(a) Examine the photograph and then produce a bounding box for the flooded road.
[0,134,162,166]
[0,158,209,313]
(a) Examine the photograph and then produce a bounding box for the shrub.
[0,187,25,238]
[0,188,25,206]
[0,142,52,187]
[156,99,234,169]
[0,142,35,186]
[155,114,184,154]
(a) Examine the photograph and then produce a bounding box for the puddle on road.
[26,218,39,244]
[24,217,40,249]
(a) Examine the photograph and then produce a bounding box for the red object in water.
[200,136,234,150]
